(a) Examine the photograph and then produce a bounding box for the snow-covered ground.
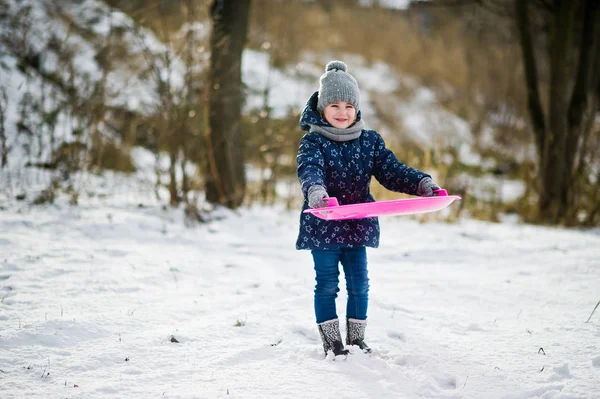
[1,193,599,399]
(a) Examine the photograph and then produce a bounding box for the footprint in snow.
[292,326,319,343]
[549,363,572,381]
[387,331,406,342]
[467,323,485,332]
[105,249,128,257]
[1,263,21,272]
[392,354,428,367]
[433,374,458,390]
[592,356,600,368]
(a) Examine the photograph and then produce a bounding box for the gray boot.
[318,318,349,356]
[346,318,371,353]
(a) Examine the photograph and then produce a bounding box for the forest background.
[1,0,598,227]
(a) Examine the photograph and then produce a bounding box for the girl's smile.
[323,101,356,129]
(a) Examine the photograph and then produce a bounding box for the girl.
[296,61,441,356]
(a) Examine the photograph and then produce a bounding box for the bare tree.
[131,13,181,207]
[515,0,600,224]
[205,0,251,209]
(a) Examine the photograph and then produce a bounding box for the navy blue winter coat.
[296,91,430,250]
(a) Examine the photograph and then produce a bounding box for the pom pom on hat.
[317,60,360,113]
[325,61,347,72]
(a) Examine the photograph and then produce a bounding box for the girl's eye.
[346,106,353,109]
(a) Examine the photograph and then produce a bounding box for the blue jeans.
[311,247,369,324]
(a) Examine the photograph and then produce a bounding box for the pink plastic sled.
[303,189,461,221]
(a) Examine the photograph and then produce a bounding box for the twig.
[41,357,50,378]
[538,347,546,355]
[585,300,600,323]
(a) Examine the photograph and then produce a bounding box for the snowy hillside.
[0,0,181,153]
[0,0,474,159]
[1,194,599,398]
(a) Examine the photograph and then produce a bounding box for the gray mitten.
[417,177,441,197]
[308,185,329,208]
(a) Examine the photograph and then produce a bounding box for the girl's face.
[323,102,356,129]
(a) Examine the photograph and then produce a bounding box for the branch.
[586,300,600,323]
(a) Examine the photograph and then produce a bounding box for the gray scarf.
[309,119,365,142]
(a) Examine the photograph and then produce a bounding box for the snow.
[358,0,412,10]
[0,0,184,147]
[1,191,599,398]
[242,51,316,119]
[2,1,599,397]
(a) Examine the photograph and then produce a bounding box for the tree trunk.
[181,156,190,204]
[514,0,545,155]
[566,0,600,223]
[206,0,250,208]
[541,0,575,223]
[168,151,178,206]
[514,0,599,224]
[0,89,7,168]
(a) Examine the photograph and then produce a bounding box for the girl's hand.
[417,177,441,197]
[308,185,329,208]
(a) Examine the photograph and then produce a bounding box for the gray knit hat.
[317,61,360,113]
